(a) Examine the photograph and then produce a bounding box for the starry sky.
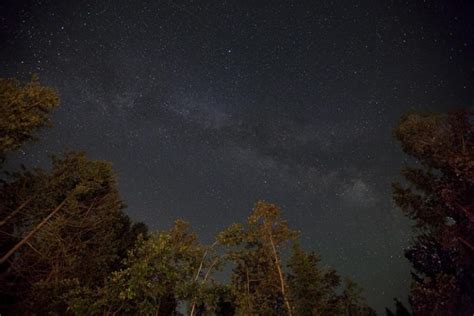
[1,0,473,313]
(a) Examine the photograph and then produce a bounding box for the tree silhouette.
[393,109,474,315]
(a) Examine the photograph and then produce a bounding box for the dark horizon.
[1,0,473,313]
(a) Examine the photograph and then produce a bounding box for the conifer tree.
[287,243,345,315]
[0,152,145,314]
[393,109,474,315]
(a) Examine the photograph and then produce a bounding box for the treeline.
[0,77,375,315]
[0,76,472,315]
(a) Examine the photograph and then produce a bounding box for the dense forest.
[0,77,473,315]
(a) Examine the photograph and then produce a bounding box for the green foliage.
[219,201,298,316]
[0,75,59,161]
[219,201,375,316]
[101,221,202,314]
[86,219,226,315]
[393,109,474,315]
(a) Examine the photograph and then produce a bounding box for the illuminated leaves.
[0,75,59,160]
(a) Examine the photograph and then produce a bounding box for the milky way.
[1,0,473,312]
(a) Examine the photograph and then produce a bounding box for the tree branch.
[0,198,67,264]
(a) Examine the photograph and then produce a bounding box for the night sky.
[1,0,473,313]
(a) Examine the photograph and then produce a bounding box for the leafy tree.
[219,201,375,316]
[88,219,224,315]
[218,201,298,316]
[0,75,59,162]
[0,75,377,315]
[393,109,474,315]
[0,152,145,314]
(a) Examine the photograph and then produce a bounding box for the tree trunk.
[0,198,67,264]
[266,225,293,316]
[189,241,218,316]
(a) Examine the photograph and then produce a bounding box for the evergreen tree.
[286,244,375,316]
[0,152,145,314]
[286,243,345,315]
[393,109,474,315]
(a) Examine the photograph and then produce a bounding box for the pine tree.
[286,244,375,315]
[286,243,344,315]
[0,152,145,314]
[393,109,474,315]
